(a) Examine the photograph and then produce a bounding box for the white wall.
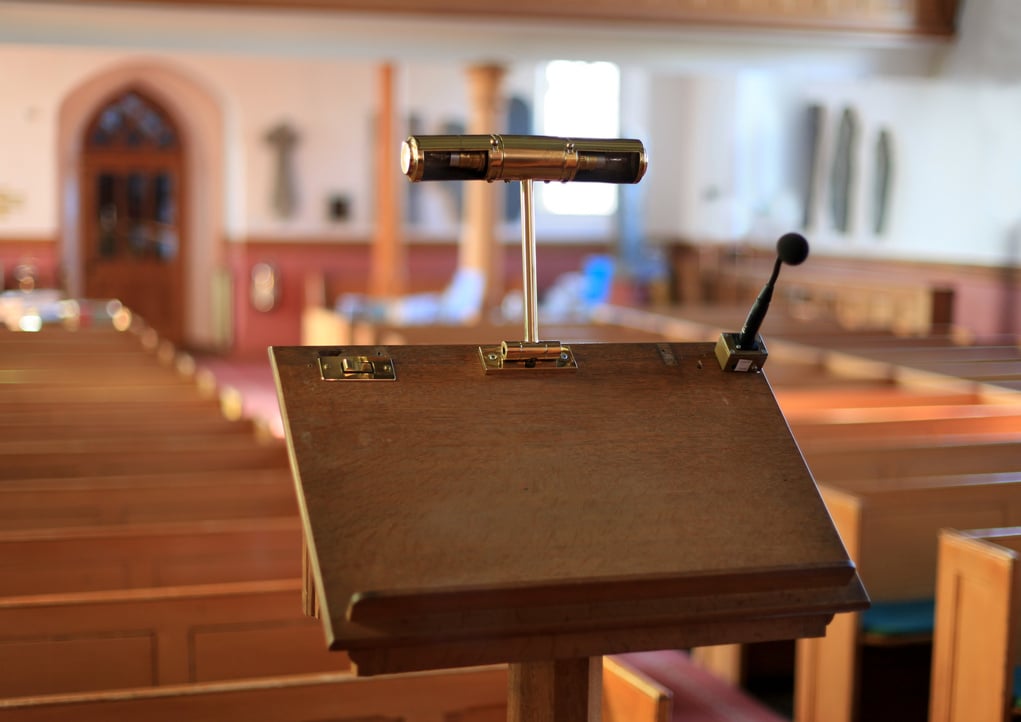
[795,76,1021,267]
[3,0,1019,271]
[0,46,96,237]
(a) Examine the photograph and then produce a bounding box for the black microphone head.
[777,232,809,266]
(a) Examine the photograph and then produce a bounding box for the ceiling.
[0,0,955,76]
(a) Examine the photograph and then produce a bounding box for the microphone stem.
[737,257,782,349]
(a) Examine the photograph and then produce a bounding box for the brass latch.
[319,352,396,381]
[478,340,577,373]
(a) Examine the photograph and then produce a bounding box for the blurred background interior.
[4,3,1021,722]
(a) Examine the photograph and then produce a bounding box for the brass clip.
[478,341,577,373]
[319,352,396,381]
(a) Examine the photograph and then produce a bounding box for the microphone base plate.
[715,332,768,372]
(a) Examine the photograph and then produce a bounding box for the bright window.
[539,60,620,216]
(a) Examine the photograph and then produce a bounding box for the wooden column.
[459,63,507,314]
[369,62,406,299]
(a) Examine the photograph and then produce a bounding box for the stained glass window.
[87,90,178,150]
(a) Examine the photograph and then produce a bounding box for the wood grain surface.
[271,342,868,673]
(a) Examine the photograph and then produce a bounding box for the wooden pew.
[707,249,956,337]
[0,325,151,351]
[788,407,1021,445]
[774,387,985,417]
[0,413,261,442]
[0,573,670,720]
[793,473,1021,722]
[0,657,669,722]
[0,668,509,722]
[0,436,289,479]
[0,578,349,697]
[301,303,356,345]
[929,526,1021,722]
[0,381,219,406]
[0,366,200,390]
[2,393,243,425]
[0,468,296,530]
[0,517,303,596]
[603,655,672,722]
[800,437,1021,482]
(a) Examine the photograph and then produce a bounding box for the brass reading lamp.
[400,134,647,371]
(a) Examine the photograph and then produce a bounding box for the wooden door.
[81,89,185,345]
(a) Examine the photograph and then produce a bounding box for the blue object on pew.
[1013,666,1021,710]
[860,598,935,638]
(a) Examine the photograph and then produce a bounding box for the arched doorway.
[80,87,186,344]
[59,61,226,351]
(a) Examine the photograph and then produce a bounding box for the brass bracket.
[479,341,577,374]
[319,351,396,381]
[715,333,767,373]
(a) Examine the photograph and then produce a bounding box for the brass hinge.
[478,340,577,374]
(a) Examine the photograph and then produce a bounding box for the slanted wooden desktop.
[270,339,869,721]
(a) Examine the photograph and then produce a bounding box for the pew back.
[0,517,303,596]
[0,468,296,530]
[0,579,346,697]
[0,657,669,722]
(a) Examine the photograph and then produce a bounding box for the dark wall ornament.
[798,104,824,230]
[829,106,858,234]
[265,121,300,219]
[872,128,894,236]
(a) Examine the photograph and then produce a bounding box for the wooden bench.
[0,578,349,697]
[0,435,289,480]
[0,668,510,722]
[0,412,261,442]
[0,392,245,424]
[0,516,304,596]
[801,438,1021,482]
[707,251,956,337]
[2,355,226,401]
[774,387,985,417]
[0,325,153,351]
[0,656,671,722]
[929,526,1021,722]
[0,572,670,720]
[788,407,1021,445]
[0,380,221,407]
[0,468,296,530]
[792,473,1021,722]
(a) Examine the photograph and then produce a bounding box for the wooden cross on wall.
[266,122,300,219]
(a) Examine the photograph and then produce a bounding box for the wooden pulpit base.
[509,657,602,722]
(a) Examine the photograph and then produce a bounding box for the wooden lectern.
[270,340,868,720]
[269,134,868,721]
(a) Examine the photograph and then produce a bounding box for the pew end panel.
[796,478,1021,722]
[930,528,1021,722]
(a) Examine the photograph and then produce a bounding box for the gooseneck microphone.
[715,232,810,372]
[736,232,810,350]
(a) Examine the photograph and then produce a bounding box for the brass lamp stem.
[520,179,539,344]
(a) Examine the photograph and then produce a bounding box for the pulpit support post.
[508,656,602,722]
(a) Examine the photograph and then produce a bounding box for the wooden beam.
[62,0,962,38]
